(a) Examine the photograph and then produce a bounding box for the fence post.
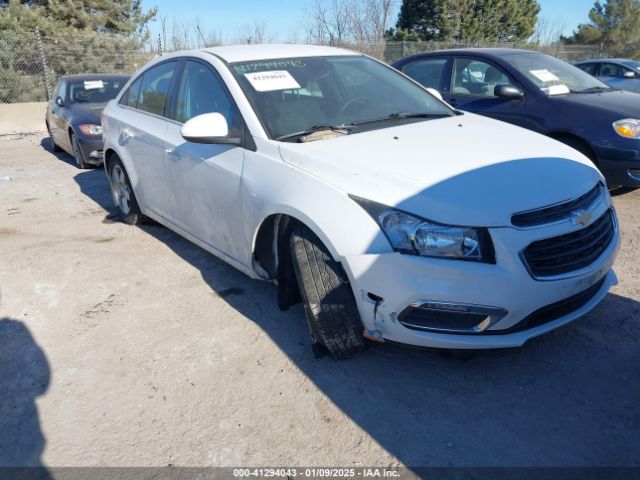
[35,28,52,100]
[157,34,163,56]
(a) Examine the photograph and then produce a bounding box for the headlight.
[612,119,640,139]
[78,124,102,136]
[350,196,495,263]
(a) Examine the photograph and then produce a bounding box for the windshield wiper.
[349,112,443,127]
[570,86,612,94]
[275,124,350,142]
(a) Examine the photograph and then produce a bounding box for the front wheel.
[108,156,146,225]
[289,225,366,360]
[71,132,88,169]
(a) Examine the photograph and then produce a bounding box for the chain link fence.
[0,31,604,104]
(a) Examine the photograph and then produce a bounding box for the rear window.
[68,78,127,104]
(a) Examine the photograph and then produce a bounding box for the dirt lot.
[1,133,639,471]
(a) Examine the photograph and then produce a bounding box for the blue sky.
[141,0,595,43]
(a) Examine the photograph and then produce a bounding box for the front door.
[444,58,527,127]
[164,59,246,262]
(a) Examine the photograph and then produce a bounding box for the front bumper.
[594,140,640,187]
[77,136,104,166]
[342,206,620,349]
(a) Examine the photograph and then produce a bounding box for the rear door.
[444,57,527,126]
[163,58,246,261]
[118,60,178,219]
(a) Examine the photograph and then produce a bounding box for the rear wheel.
[289,224,366,360]
[108,156,146,225]
[71,132,89,169]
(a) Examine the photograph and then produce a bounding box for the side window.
[119,76,143,108]
[56,80,67,102]
[402,58,448,90]
[174,60,238,128]
[136,61,177,117]
[600,63,625,78]
[452,58,511,96]
[577,63,598,76]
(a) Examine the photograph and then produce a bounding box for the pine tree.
[562,0,640,57]
[394,0,540,43]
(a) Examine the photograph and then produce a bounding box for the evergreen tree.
[394,0,540,43]
[562,0,640,57]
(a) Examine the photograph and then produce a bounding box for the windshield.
[509,53,610,95]
[622,60,640,71]
[68,78,127,104]
[231,55,453,141]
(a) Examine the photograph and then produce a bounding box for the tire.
[71,132,89,169]
[107,156,146,225]
[290,225,366,360]
[46,124,61,152]
[555,135,632,193]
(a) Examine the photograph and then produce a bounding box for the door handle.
[164,147,181,160]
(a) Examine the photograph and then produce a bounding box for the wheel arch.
[546,131,599,164]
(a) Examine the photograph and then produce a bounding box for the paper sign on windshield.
[546,84,570,95]
[530,69,560,83]
[244,70,301,92]
[84,80,104,90]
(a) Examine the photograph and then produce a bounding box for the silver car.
[575,59,640,93]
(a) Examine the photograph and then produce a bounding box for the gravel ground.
[0,134,639,472]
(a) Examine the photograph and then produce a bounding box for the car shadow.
[0,318,52,479]
[71,167,640,469]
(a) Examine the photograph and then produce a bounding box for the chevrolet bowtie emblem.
[572,210,592,227]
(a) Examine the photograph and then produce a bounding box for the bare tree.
[304,0,396,47]
[158,15,224,51]
[236,20,277,44]
[531,17,566,46]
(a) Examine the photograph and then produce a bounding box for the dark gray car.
[575,59,640,93]
[45,74,129,168]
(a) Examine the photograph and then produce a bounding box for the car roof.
[63,73,131,81]
[393,48,544,65]
[575,58,635,64]
[200,44,358,63]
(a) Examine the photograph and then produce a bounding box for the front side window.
[600,63,626,78]
[56,80,67,103]
[136,61,177,117]
[231,55,453,141]
[174,60,239,128]
[577,63,598,76]
[403,58,449,90]
[452,59,511,96]
[509,53,610,95]
[119,76,143,108]
[68,78,127,104]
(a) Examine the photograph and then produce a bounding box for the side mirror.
[180,113,240,145]
[494,84,524,99]
[425,87,444,102]
[55,96,65,107]
[623,70,636,79]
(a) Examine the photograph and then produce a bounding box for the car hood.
[69,102,106,125]
[556,89,640,118]
[278,113,602,227]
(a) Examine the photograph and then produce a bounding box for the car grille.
[522,210,615,278]
[512,183,603,228]
[487,276,606,335]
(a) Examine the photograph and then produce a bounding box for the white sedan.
[102,44,619,359]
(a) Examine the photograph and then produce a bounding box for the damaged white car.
[102,45,619,359]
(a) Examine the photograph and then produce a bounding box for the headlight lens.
[351,196,495,263]
[78,124,102,136]
[612,119,640,139]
